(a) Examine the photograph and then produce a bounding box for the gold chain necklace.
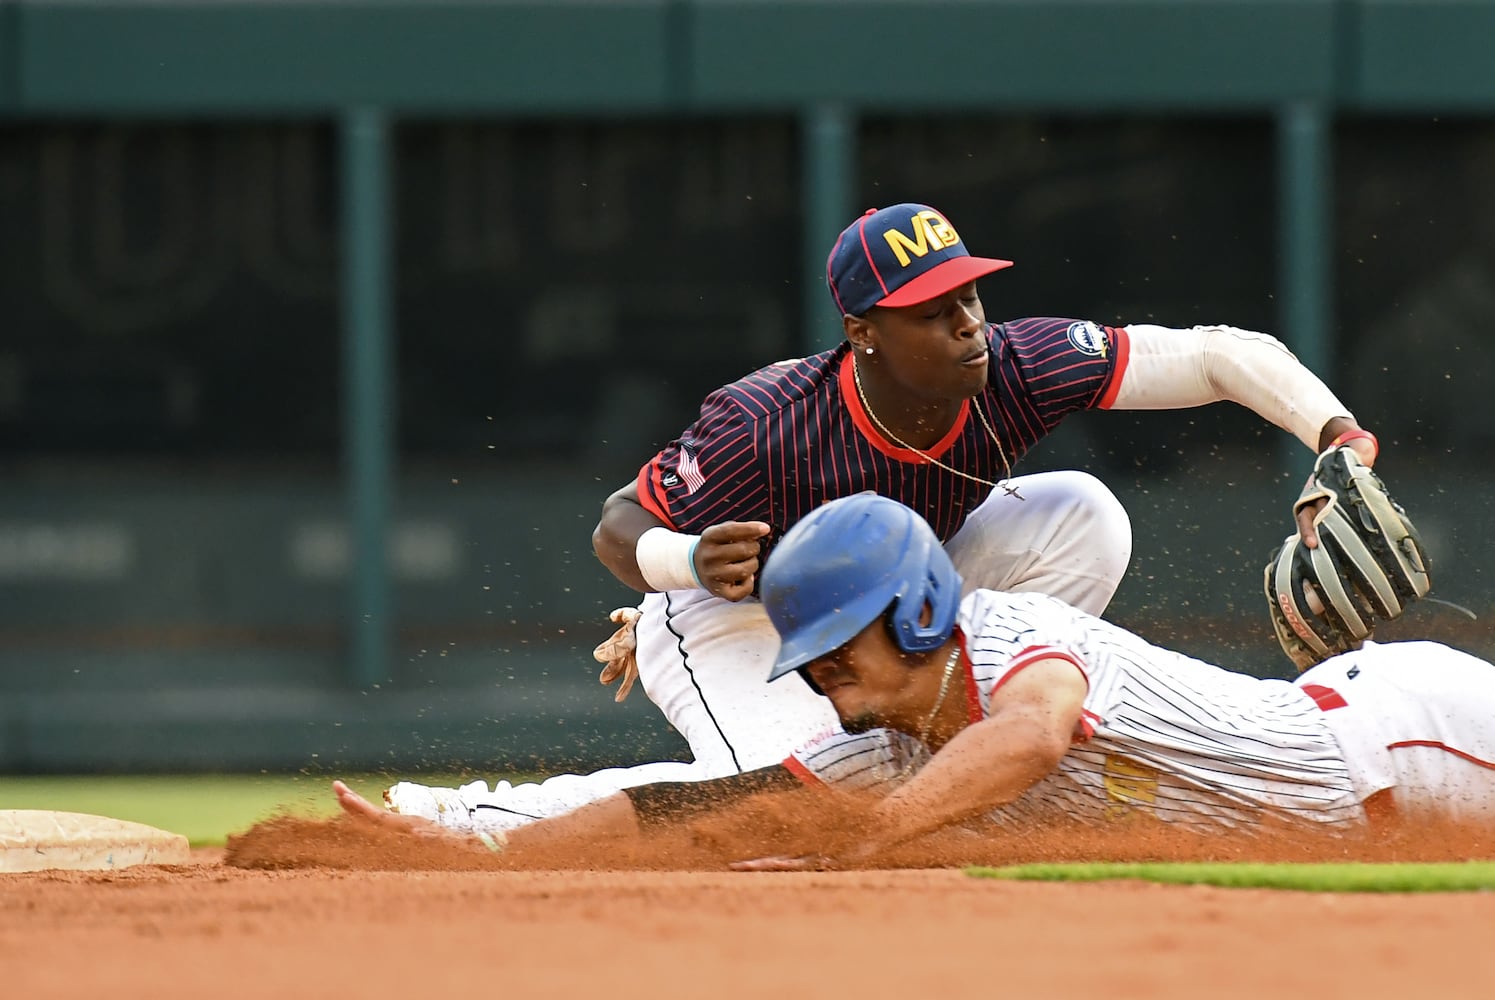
[917,643,962,747]
[853,360,1022,499]
[900,642,963,779]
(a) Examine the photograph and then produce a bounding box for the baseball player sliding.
[335,493,1492,866]
[382,201,1382,834]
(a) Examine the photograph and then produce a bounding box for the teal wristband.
[686,538,703,588]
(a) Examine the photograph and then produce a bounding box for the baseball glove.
[1263,445,1432,672]
[593,606,643,703]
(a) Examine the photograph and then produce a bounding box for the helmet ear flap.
[888,554,961,653]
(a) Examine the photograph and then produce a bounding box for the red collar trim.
[837,352,970,463]
[957,630,983,724]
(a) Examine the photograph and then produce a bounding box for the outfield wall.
[3,0,1495,772]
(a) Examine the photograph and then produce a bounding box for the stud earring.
[864,347,874,355]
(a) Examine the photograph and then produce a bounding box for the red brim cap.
[876,255,1014,309]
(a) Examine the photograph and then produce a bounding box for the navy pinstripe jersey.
[786,590,1365,833]
[636,317,1129,542]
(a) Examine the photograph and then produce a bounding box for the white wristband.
[635,527,703,592]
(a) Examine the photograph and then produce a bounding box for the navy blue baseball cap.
[825,203,1013,317]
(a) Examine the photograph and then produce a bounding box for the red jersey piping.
[959,631,982,724]
[634,461,679,531]
[783,755,824,786]
[838,352,971,462]
[1095,325,1131,410]
[995,644,1090,695]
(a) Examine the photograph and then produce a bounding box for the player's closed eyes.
[922,295,980,320]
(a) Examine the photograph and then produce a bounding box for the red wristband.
[1328,428,1379,460]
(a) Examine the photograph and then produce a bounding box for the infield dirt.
[7,851,1495,1000]
[7,799,1495,999]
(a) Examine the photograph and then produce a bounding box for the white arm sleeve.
[1110,324,1352,452]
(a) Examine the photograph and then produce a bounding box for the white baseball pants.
[1302,640,1495,824]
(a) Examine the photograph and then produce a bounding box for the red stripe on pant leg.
[1387,740,1495,771]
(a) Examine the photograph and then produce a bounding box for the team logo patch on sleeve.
[1066,321,1109,358]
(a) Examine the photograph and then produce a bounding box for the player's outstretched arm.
[1109,324,1374,461]
[856,658,1084,858]
[333,766,804,858]
[332,779,646,855]
[1108,323,1378,547]
[734,658,1087,871]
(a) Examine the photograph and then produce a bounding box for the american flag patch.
[677,447,705,494]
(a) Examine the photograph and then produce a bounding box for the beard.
[840,710,883,735]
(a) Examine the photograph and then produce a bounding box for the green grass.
[14,776,1491,890]
[969,861,1495,893]
[0,773,503,847]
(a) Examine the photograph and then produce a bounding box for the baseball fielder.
[384,202,1381,834]
[334,493,1494,860]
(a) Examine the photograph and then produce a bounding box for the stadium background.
[2,0,1494,777]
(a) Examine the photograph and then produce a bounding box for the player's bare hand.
[695,521,771,601]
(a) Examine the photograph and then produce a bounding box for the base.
[0,810,191,873]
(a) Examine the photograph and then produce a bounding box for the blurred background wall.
[3,0,1494,774]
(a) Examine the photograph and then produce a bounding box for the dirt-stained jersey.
[786,590,1366,833]
[636,318,1127,548]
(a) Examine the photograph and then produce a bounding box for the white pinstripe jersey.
[787,590,1367,833]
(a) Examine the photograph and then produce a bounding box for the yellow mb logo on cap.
[883,210,961,268]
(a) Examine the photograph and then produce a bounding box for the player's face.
[867,283,989,402]
[804,619,930,736]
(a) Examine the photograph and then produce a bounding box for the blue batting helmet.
[762,493,962,682]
